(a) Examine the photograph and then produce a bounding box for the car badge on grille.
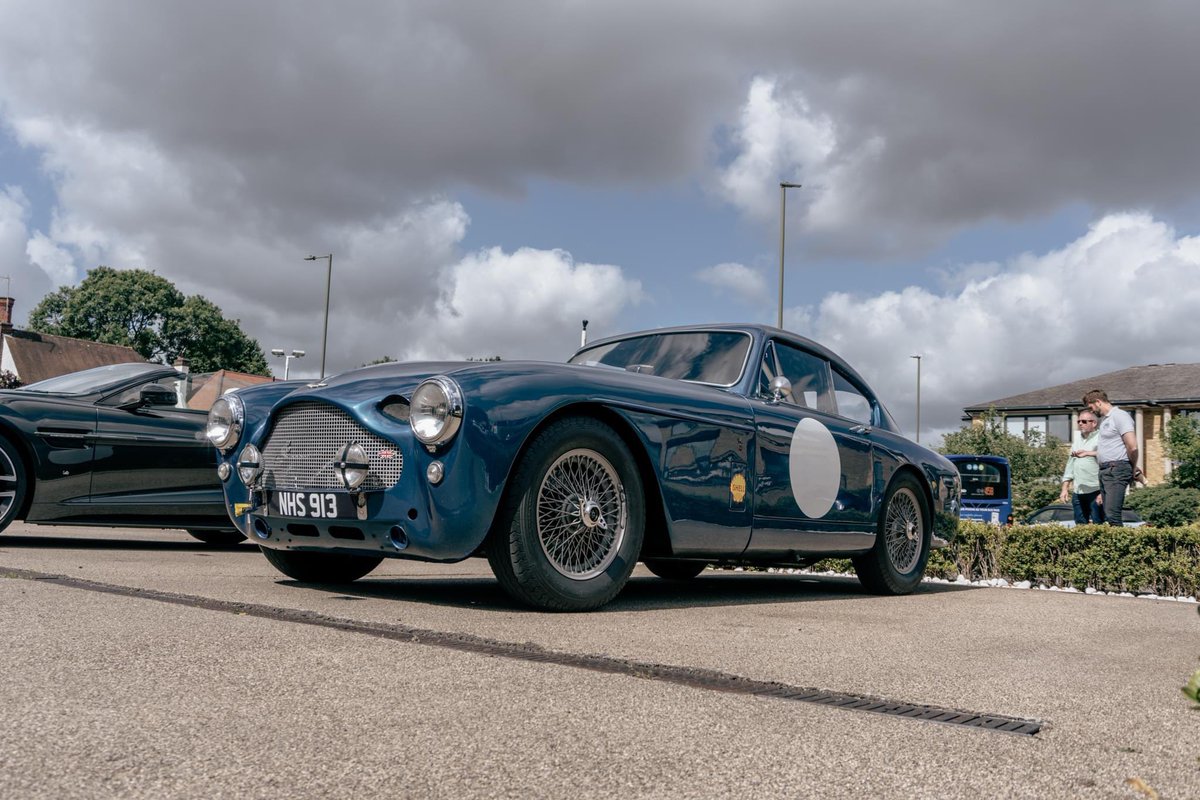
[379,448,395,460]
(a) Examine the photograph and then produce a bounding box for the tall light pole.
[271,348,306,380]
[778,182,802,329]
[911,354,922,443]
[304,254,333,378]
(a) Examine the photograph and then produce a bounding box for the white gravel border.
[752,566,1200,603]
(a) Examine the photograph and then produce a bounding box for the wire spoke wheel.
[883,487,923,574]
[488,416,645,611]
[536,448,627,580]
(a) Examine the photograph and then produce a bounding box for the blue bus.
[946,454,1013,526]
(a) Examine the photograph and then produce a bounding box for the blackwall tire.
[260,546,383,584]
[187,529,247,546]
[0,437,28,535]
[643,559,707,580]
[488,417,644,611]
[853,474,931,595]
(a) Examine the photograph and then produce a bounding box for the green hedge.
[814,520,1200,597]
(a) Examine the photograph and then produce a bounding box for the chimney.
[0,297,11,378]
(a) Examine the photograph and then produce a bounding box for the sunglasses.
[1078,420,1096,424]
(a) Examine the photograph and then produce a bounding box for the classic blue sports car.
[208,324,960,610]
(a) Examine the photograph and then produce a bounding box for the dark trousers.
[1071,490,1105,525]
[1099,461,1133,527]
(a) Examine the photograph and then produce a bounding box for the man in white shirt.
[1083,389,1143,527]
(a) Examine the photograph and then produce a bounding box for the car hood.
[272,361,549,408]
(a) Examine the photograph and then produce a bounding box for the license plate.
[269,490,356,519]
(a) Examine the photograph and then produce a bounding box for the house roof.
[186,369,275,411]
[2,328,145,384]
[964,362,1200,414]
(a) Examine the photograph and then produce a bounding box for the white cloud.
[696,262,770,308]
[791,213,1200,443]
[405,246,643,362]
[25,232,75,287]
[0,187,55,317]
[716,77,836,221]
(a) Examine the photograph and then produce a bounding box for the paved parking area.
[2,522,1198,799]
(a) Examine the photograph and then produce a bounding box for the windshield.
[570,331,752,386]
[953,459,1011,501]
[18,362,166,396]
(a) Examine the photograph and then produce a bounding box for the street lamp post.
[911,354,922,443]
[778,182,802,329]
[304,254,333,378]
[271,348,306,380]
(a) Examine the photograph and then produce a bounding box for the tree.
[940,408,1068,520]
[1163,415,1200,489]
[28,266,269,375]
[161,296,269,375]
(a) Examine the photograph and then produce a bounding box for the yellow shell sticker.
[233,503,251,516]
[730,473,747,504]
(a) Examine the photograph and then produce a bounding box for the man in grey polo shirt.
[1083,389,1144,526]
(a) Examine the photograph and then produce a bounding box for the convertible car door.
[88,383,224,520]
[745,341,876,558]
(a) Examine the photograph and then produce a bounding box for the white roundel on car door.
[788,417,840,518]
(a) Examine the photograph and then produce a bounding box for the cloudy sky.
[2,0,1200,443]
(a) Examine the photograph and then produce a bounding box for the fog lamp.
[237,444,262,485]
[337,442,370,490]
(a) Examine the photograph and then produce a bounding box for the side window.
[771,342,834,413]
[832,369,873,425]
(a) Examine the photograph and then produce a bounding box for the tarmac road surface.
[1,522,1197,799]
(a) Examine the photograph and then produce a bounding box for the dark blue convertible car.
[208,324,960,610]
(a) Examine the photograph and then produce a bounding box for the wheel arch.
[0,419,36,520]
[884,463,934,531]
[485,402,669,558]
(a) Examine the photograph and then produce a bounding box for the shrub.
[1125,484,1200,527]
[811,520,1200,597]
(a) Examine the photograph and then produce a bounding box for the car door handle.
[851,425,873,435]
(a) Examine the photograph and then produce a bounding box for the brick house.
[963,363,1200,486]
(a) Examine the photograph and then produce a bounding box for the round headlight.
[337,442,370,490]
[410,377,464,446]
[237,444,262,485]
[207,394,245,452]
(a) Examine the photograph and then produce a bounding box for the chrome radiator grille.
[260,401,403,490]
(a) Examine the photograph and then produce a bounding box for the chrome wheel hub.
[536,448,626,581]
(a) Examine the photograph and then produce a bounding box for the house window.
[1004,414,1071,443]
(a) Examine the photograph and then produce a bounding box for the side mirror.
[770,375,792,403]
[138,384,178,407]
